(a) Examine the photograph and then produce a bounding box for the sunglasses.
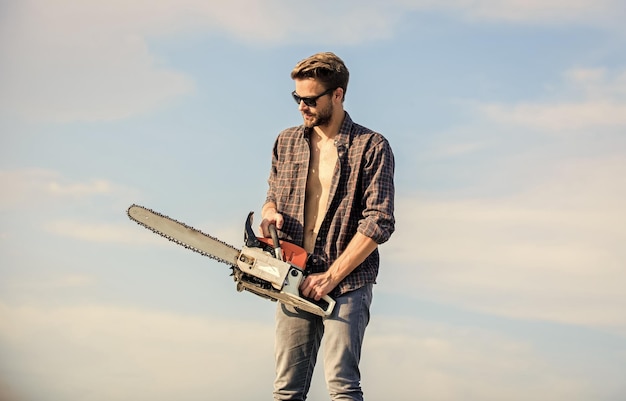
[291,87,335,107]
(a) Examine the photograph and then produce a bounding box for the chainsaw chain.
[127,204,240,268]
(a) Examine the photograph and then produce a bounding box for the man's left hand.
[300,272,336,301]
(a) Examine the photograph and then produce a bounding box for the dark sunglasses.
[291,87,335,107]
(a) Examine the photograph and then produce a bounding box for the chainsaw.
[127,204,335,317]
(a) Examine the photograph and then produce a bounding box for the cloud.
[0,302,609,401]
[0,0,395,122]
[479,68,626,131]
[387,64,626,331]
[0,169,136,210]
[387,156,626,331]
[0,169,239,248]
[12,275,96,290]
[0,169,146,247]
[0,1,195,122]
[362,317,598,401]
[0,302,275,401]
[481,102,626,131]
[41,210,245,247]
[44,220,164,245]
[2,1,623,122]
[434,0,622,24]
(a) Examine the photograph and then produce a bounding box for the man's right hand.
[259,204,283,237]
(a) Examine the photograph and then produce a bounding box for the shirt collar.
[335,111,352,150]
[302,111,352,151]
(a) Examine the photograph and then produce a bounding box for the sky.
[1,1,626,400]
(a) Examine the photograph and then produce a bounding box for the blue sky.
[1,1,626,400]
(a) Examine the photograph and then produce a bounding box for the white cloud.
[46,179,113,197]
[479,67,626,131]
[1,1,623,122]
[397,0,624,25]
[457,0,621,23]
[387,156,626,331]
[0,169,55,209]
[564,67,626,98]
[44,220,164,245]
[387,64,626,331]
[362,318,594,401]
[9,275,96,290]
[0,169,239,247]
[481,101,626,131]
[0,0,395,122]
[0,303,606,401]
[0,169,136,210]
[0,1,195,122]
[42,210,245,247]
[0,302,275,401]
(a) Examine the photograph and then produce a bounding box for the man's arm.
[300,232,378,301]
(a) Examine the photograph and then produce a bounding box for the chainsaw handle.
[320,294,336,316]
[268,224,283,261]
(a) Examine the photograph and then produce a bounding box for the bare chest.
[303,139,338,251]
[308,140,338,188]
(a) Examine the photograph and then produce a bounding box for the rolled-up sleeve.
[358,137,395,244]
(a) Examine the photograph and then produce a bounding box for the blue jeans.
[273,283,373,401]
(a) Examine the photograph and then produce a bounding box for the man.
[259,52,395,401]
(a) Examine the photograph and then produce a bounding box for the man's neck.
[313,110,345,141]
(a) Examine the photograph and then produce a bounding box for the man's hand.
[300,233,379,300]
[259,204,283,237]
[300,272,337,301]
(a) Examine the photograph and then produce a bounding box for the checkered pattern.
[265,112,395,296]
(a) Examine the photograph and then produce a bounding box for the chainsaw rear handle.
[314,294,336,316]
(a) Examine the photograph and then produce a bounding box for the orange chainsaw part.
[257,237,308,270]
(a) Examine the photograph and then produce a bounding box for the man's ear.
[334,87,345,103]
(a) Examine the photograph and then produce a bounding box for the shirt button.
[316,237,321,242]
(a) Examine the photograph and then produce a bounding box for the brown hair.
[291,52,349,101]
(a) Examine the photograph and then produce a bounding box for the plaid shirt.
[265,112,395,296]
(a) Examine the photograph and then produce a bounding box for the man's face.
[293,79,334,128]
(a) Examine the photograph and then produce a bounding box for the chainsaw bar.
[127,204,336,317]
[127,204,241,267]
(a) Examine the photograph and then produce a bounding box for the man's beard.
[303,102,333,128]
